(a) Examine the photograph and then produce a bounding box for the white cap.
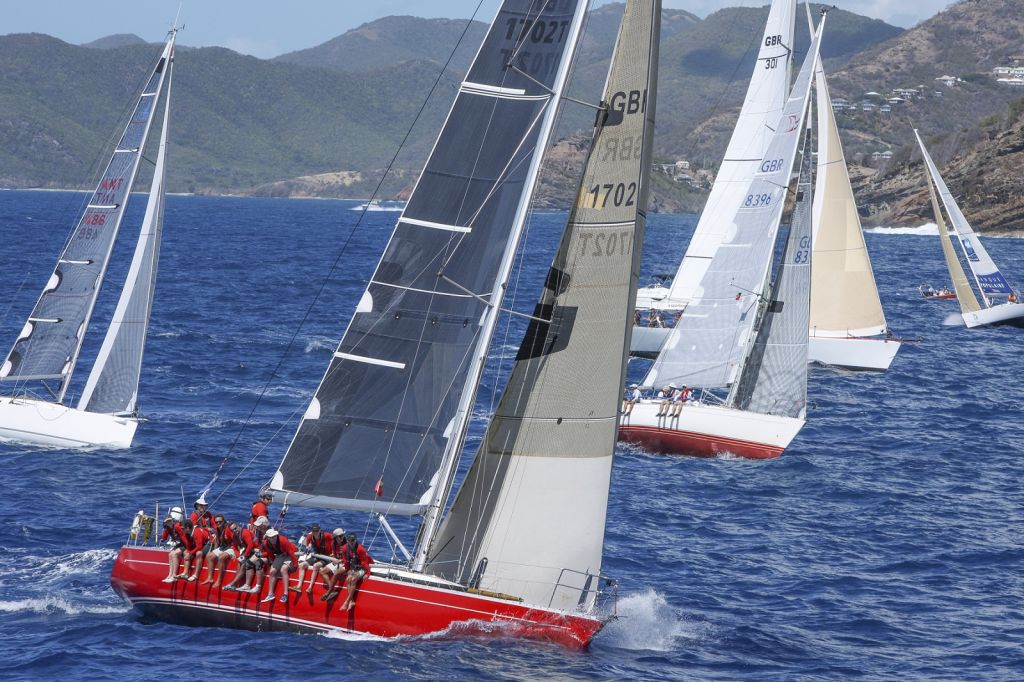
[254,516,269,527]
[332,527,345,537]
[265,528,279,538]
[169,507,184,521]
[195,494,208,506]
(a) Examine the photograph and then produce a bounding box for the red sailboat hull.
[110,547,605,648]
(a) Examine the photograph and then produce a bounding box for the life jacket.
[249,500,269,525]
[214,525,235,551]
[307,531,330,555]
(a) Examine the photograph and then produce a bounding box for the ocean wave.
[303,336,336,354]
[0,596,129,616]
[865,224,939,235]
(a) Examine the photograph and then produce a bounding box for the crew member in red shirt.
[249,491,272,526]
[190,495,214,529]
[225,515,268,593]
[319,528,348,600]
[260,528,299,604]
[160,516,189,583]
[185,521,211,581]
[200,514,236,587]
[332,532,373,610]
[294,523,334,596]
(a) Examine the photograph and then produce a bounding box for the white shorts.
[211,547,235,559]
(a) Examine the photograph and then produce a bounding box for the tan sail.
[809,67,887,338]
[925,166,981,313]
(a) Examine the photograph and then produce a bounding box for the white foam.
[598,589,704,651]
[942,312,966,327]
[304,336,335,354]
[320,628,390,642]
[865,223,939,236]
[0,595,129,616]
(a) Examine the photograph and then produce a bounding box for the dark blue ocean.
[0,189,1021,680]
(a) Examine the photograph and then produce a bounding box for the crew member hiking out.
[294,523,333,595]
[200,515,236,587]
[327,532,373,611]
[260,528,298,604]
[225,515,268,593]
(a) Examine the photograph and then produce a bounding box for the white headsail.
[662,0,796,308]
[644,16,824,391]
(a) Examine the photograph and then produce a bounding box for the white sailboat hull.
[807,335,901,371]
[618,400,804,459]
[962,303,1024,328]
[0,396,138,448]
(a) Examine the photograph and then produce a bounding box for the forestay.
[916,132,1013,302]
[426,0,659,610]
[0,39,173,401]
[810,65,887,338]
[915,131,981,313]
[733,124,812,418]
[644,17,824,391]
[271,0,588,515]
[79,37,175,416]
[664,0,796,308]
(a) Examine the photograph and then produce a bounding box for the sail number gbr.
[581,182,638,209]
[763,34,783,69]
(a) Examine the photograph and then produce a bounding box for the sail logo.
[609,89,647,116]
[961,239,979,262]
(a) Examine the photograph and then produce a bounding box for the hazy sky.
[3,1,954,59]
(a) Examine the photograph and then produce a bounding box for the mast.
[79,32,175,414]
[0,35,175,403]
[425,0,661,608]
[411,0,590,570]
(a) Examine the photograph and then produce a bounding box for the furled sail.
[809,65,887,338]
[643,17,824,391]
[79,39,174,416]
[271,0,589,515]
[915,131,981,313]
[662,0,796,308]
[0,37,174,401]
[733,124,812,418]
[426,0,659,610]
[915,131,1012,303]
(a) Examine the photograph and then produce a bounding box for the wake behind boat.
[111,0,662,646]
[914,130,1024,328]
[0,30,176,449]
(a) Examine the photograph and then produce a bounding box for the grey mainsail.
[271,0,589,515]
[425,0,659,610]
[0,36,174,402]
[79,39,175,416]
[732,123,812,418]
[642,16,824,391]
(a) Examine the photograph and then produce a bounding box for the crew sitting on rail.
[250,491,272,526]
[655,384,675,417]
[225,515,269,593]
[319,528,349,600]
[185,520,212,582]
[190,495,214,529]
[622,383,641,416]
[335,532,374,611]
[160,514,190,583]
[670,385,692,418]
[260,528,299,604]
[200,515,237,587]
[294,523,334,596]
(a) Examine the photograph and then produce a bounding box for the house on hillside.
[935,75,961,87]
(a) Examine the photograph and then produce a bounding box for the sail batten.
[272,0,590,519]
[426,0,660,609]
[0,39,174,402]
